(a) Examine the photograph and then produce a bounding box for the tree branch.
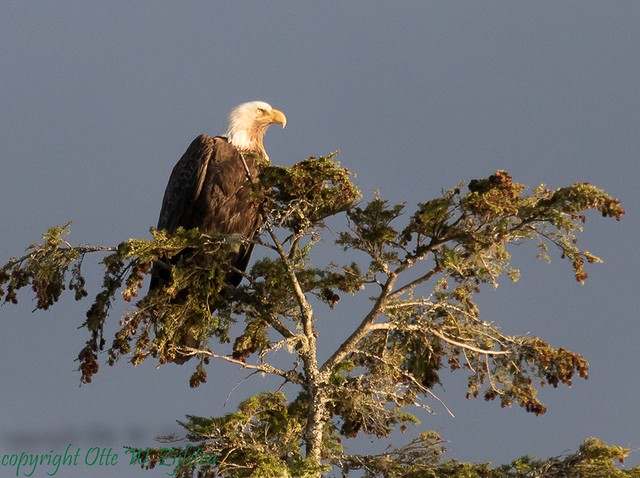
[367,323,510,356]
[4,244,117,269]
[265,226,317,360]
[178,347,303,384]
[388,265,442,300]
[320,272,398,379]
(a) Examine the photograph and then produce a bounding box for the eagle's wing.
[157,134,215,233]
[188,137,263,286]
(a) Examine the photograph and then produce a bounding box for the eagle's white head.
[224,101,286,161]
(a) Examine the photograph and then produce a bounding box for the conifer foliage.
[1,154,630,476]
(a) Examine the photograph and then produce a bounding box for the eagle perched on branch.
[151,101,286,362]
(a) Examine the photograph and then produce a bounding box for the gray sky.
[1,2,639,476]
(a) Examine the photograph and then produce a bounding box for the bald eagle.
[151,101,286,362]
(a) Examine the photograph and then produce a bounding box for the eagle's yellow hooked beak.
[270,109,287,129]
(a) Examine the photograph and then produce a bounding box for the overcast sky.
[1,2,639,477]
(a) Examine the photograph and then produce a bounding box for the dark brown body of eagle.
[154,135,262,287]
[149,101,286,364]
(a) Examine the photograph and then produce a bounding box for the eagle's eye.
[256,108,265,114]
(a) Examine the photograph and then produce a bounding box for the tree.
[0,153,630,477]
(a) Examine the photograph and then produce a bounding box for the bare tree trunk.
[305,382,327,476]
